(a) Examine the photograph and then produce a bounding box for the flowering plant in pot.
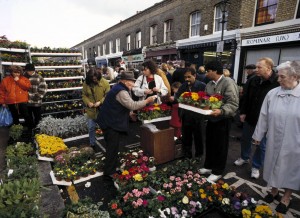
[137,103,171,121]
[178,91,223,109]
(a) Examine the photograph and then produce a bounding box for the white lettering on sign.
[242,32,300,46]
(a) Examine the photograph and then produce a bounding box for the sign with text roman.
[242,32,300,46]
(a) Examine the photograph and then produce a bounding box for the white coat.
[253,83,300,190]
[132,74,168,104]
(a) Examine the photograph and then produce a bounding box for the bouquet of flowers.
[137,103,171,121]
[178,91,223,110]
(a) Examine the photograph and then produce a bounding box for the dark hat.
[120,71,136,81]
[245,64,256,69]
[25,63,35,71]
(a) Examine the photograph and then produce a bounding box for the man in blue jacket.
[97,71,155,179]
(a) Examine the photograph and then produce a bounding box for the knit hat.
[25,63,35,71]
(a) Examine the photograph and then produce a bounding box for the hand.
[251,139,260,145]
[144,89,153,95]
[2,104,6,107]
[94,101,101,107]
[14,76,19,81]
[240,114,246,123]
[146,95,156,104]
[129,111,137,122]
[88,102,94,108]
[169,96,175,102]
[210,109,222,117]
[152,87,160,93]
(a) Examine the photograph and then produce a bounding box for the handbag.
[0,106,13,127]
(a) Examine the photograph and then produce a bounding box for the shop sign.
[122,54,144,62]
[242,32,300,46]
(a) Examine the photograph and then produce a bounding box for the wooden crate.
[140,126,175,164]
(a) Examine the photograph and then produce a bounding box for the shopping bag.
[0,106,13,127]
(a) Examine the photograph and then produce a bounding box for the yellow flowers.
[242,209,251,218]
[122,170,129,176]
[254,205,272,216]
[36,134,67,157]
[222,183,229,189]
[133,173,143,181]
[182,196,189,204]
[209,96,219,102]
[191,92,199,101]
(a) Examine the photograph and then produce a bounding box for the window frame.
[190,11,201,37]
[135,31,141,48]
[103,43,106,55]
[109,40,113,54]
[126,35,131,51]
[214,5,228,32]
[150,25,158,44]
[116,38,120,52]
[164,19,173,42]
[255,0,278,26]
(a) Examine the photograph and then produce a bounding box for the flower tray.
[142,116,171,124]
[73,171,103,184]
[50,171,72,186]
[179,103,212,115]
[63,134,89,142]
[34,141,54,161]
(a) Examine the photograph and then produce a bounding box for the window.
[89,48,92,58]
[116,38,120,52]
[150,25,157,44]
[214,5,228,32]
[109,40,113,54]
[103,43,106,55]
[98,45,101,56]
[135,31,141,48]
[164,20,173,42]
[297,1,300,19]
[190,11,201,36]
[255,0,278,26]
[126,35,131,50]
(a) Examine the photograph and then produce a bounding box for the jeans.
[241,121,266,169]
[88,118,96,146]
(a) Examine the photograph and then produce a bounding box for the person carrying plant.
[96,71,156,180]
[24,63,47,128]
[82,68,110,147]
[174,67,206,159]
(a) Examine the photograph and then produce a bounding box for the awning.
[146,48,177,57]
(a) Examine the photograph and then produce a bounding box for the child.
[169,82,182,141]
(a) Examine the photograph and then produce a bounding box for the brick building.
[73,0,300,82]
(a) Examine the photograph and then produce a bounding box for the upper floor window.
[296,1,300,19]
[190,11,201,37]
[135,31,141,49]
[255,0,278,26]
[109,40,113,54]
[126,35,131,51]
[89,48,92,58]
[98,45,101,56]
[92,47,96,57]
[214,5,228,32]
[116,38,120,52]
[150,25,158,44]
[164,19,173,42]
[103,43,106,55]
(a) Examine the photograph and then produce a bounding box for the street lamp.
[215,0,230,64]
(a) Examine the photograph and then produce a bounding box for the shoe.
[251,168,260,179]
[264,192,280,203]
[275,201,291,214]
[234,158,249,166]
[207,174,222,182]
[199,168,212,174]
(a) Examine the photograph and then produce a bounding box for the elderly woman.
[252,60,300,214]
[132,60,168,104]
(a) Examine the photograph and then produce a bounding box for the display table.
[140,126,174,164]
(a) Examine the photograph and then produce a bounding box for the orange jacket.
[0,75,31,104]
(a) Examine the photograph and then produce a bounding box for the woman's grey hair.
[277,61,300,80]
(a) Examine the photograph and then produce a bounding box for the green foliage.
[0,178,40,217]
[6,142,34,158]
[64,197,110,218]
[9,124,23,141]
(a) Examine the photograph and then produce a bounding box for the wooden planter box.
[140,126,174,164]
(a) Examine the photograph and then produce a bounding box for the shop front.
[106,52,123,68]
[122,48,144,69]
[176,30,238,78]
[144,43,178,64]
[238,19,300,84]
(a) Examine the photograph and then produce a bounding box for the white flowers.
[85,182,91,188]
[222,198,230,205]
[242,200,248,207]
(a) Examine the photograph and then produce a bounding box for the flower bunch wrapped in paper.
[137,103,171,121]
[178,91,223,110]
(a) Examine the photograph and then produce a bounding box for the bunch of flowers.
[137,103,171,121]
[159,171,209,216]
[35,134,68,157]
[219,187,257,217]
[242,204,283,218]
[119,149,155,170]
[109,188,166,217]
[178,91,223,109]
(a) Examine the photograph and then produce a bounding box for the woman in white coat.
[133,60,168,104]
[252,60,300,214]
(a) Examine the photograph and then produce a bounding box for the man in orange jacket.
[0,66,33,129]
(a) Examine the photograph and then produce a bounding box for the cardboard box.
[140,126,174,164]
